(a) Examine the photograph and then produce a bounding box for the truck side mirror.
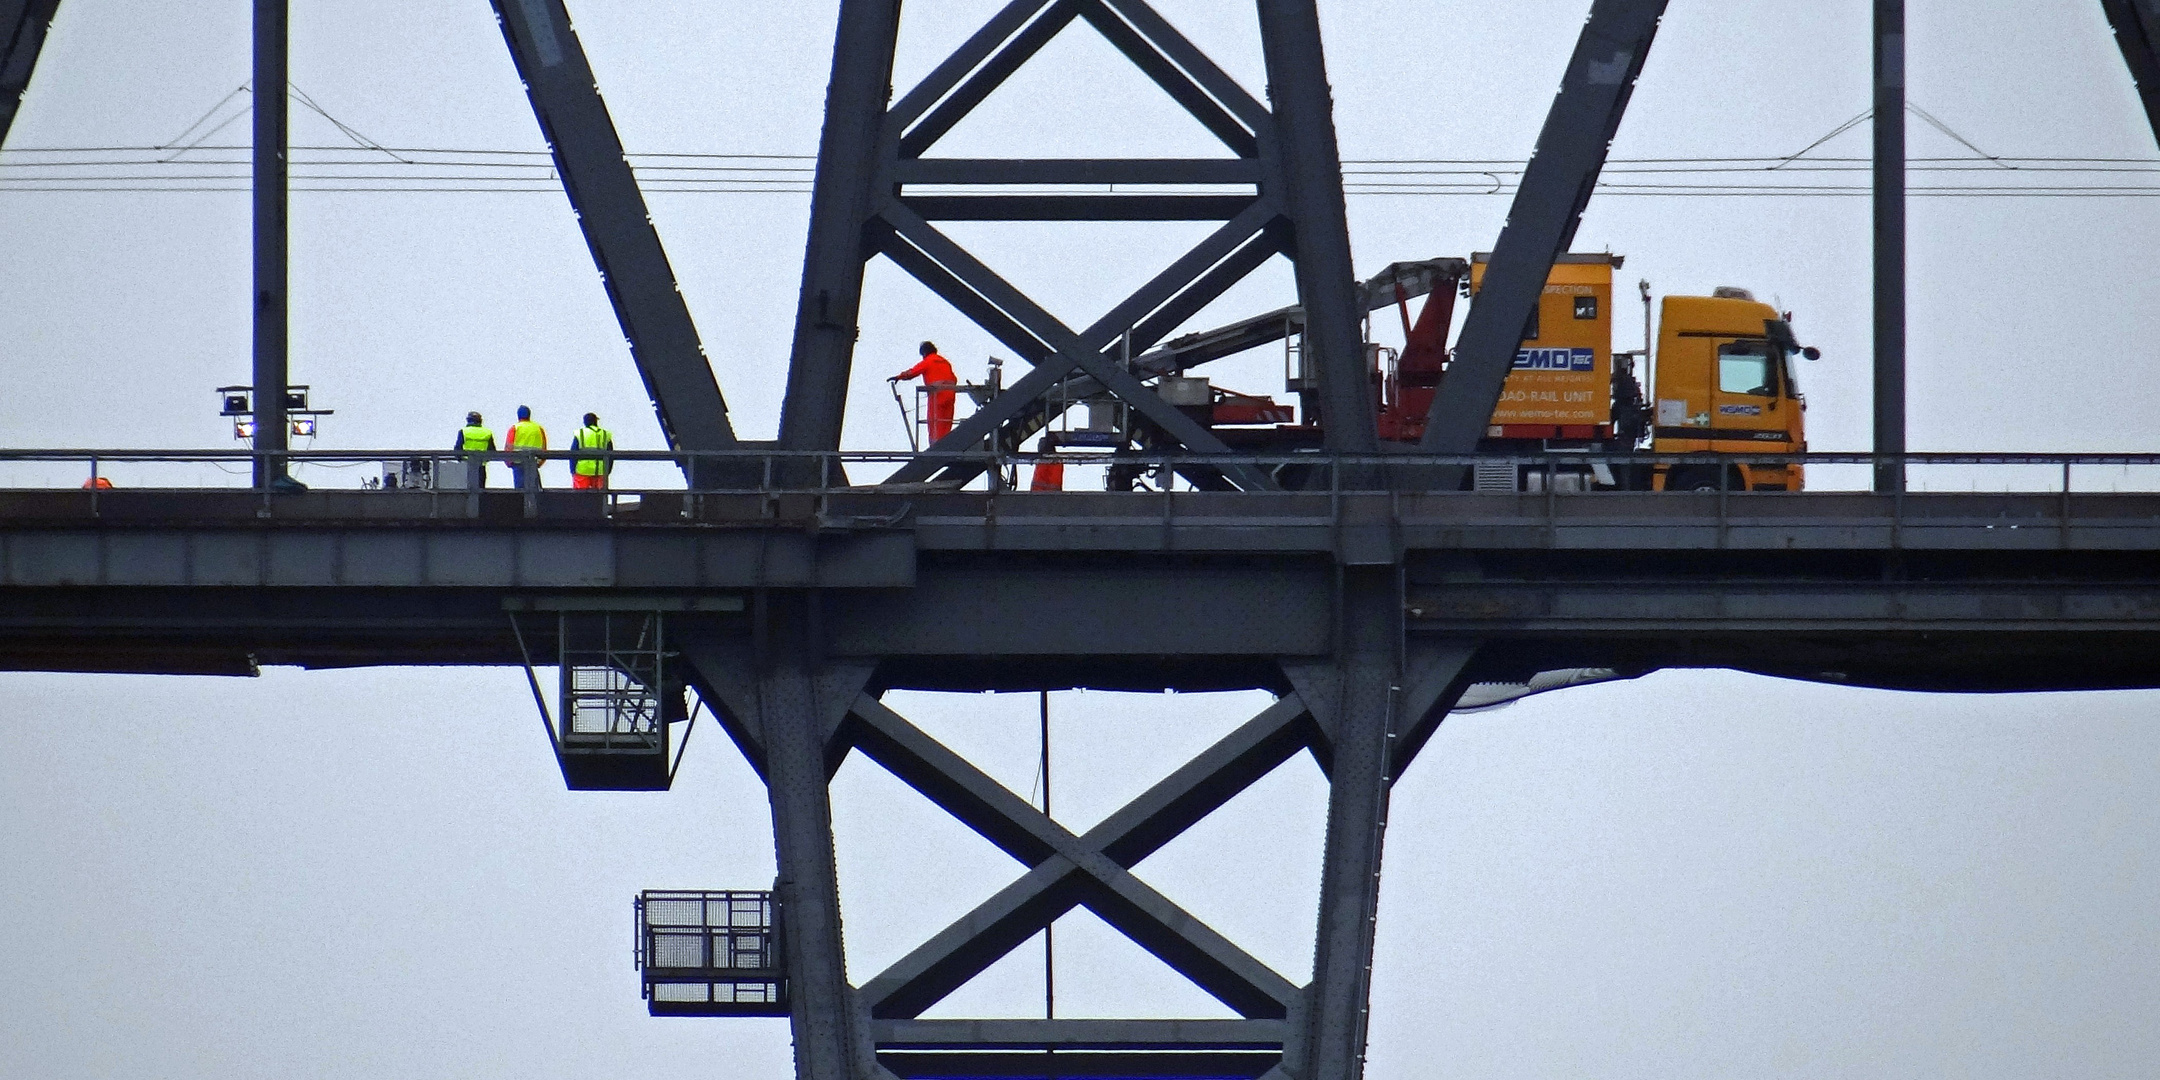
[1802,346,1821,361]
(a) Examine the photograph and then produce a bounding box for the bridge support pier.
[1287,572,1473,1080]
[676,562,1476,1080]
[687,607,878,1080]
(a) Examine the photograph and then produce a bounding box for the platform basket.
[636,890,788,1017]
[555,612,685,791]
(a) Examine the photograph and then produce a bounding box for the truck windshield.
[1717,340,1776,396]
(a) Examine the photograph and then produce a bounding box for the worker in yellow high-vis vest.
[504,405,548,489]
[570,412,614,490]
[455,411,495,487]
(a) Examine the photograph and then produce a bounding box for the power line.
[7,142,2160,197]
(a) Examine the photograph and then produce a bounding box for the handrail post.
[1891,452,1905,547]
[2061,457,2073,550]
[520,450,539,519]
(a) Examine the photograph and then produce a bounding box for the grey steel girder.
[779,0,1366,489]
[2102,0,2160,147]
[1421,0,1667,453]
[490,0,737,456]
[0,0,59,147]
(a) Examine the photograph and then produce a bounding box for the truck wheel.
[1668,467,1725,492]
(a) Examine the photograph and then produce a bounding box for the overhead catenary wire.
[6,105,2158,196]
[13,88,2153,196]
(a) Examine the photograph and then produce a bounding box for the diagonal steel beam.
[2102,0,2160,149]
[863,858,1092,1019]
[852,695,1308,1019]
[777,0,905,454]
[1111,222,1290,363]
[848,694,1063,865]
[1256,0,1372,455]
[1079,0,1257,156]
[888,0,1059,132]
[1098,0,1273,132]
[1015,225,1288,440]
[1086,694,1316,864]
[1074,866,1296,1019]
[0,0,59,148]
[1419,0,1667,454]
[490,0,737,457]
[1073,199,1281,354]
[899,0,1086,158]
[878,228,1056,367]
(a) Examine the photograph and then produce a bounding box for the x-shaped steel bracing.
[846,691,1313,1021]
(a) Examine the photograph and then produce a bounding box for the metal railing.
[4,444,2160,498]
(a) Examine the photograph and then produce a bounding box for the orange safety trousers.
[1029,459,1064,491]
[924,386,956,441]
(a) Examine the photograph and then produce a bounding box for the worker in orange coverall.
[890,341,958,441]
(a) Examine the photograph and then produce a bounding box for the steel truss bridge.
[8,2,2160,1080]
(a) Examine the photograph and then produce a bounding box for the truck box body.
[1469,252,1618,438]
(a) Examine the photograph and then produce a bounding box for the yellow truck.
[1366,252,1815,490]
[1087,251,1818,492]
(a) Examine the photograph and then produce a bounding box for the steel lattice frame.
[778,0,1374,493]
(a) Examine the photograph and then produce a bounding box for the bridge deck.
[3,487,2158,693]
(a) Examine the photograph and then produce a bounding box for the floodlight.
[221,393,250,416]
[284,388,309,411]
[290,418,316,437]
[233,420,256,439]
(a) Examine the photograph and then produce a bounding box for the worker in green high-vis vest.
[454,411,495,488]
[570,412,614,490]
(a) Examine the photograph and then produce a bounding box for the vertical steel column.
[0,0,62,148]
[1254,0,1372,452]
[1286,569,1401,1080]
[764,672,864,1080]
[779,0,905,452]
[699,607,876,1080]
[251,0,289,490]
[1874,0,1906,494]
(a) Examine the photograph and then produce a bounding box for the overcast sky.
[4,1,2160,1078]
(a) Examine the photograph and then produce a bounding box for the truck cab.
[1647,289,1808,491]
